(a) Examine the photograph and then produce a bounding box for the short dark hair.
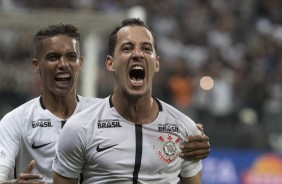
[33,23,81,57]
[107,18,157,56]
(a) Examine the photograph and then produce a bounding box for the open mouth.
[55,73,71,82]
[129,65,145,85]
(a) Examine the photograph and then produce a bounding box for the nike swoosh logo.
[96,144,117,152]
[32,142,52,149]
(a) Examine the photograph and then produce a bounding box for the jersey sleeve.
[181,116,203,178]
[0,110,21,171]
[180,159,202,178]
[52,117,86,179]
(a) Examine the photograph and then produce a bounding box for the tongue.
[130,78,143,86]
[132,77,143,81]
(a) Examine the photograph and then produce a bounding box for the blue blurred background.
[0,1,282,183]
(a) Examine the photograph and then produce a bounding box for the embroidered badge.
[158,133,180,164]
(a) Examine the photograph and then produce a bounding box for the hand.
[179,123,210,159]
[16,160,46,184]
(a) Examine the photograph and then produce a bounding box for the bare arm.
[180,123,210,159]
[0,160,46,184]
[179,170,202,184]
[53,172,78,184]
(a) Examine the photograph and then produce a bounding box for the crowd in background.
[0,0,282,152]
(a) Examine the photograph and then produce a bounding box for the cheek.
[39,64,54,81]
[149,62,158,72]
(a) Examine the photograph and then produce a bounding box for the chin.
[126,89,148,98]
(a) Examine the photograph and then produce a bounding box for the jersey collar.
[109,95,163,111]
[39,95,80,110]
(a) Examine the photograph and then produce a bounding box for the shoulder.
[157,98,193,122]
[64,97,109,131]
[76,96,104,112]
[156,98,200,135]
[1,97,40,122]
[59,98,110,149]
[77,95,102,104]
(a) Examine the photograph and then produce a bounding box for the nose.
[132,48,144,60]
[58,57,69,68]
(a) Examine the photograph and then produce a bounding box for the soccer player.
[53,18,203,184]
[0,23,209,184]
[0,23,101,184]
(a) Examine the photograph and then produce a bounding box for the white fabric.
[0,96,102,184]
[53,96,202,184]
[0,165,10,181]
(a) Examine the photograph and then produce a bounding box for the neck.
[111,93,158,124]
[41,93,77,119]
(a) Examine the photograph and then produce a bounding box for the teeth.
[132,66,143,70]
[57,74,70,79]
[130,65,144,84]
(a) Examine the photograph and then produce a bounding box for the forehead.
[116,26,154,45]
[40,35,79,53]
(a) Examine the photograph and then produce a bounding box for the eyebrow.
[120,41,153,46]
[46,52,60,56]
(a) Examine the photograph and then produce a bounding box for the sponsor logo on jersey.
[31,141,52,149]
[31,119,53,128]
[97,119,122,129]
[96,144,118,152]
[158,123,179,133]
[0,150,6,158]
[54,154,58,163]
[158,133,180,164]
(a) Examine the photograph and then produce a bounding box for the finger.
[180,154,209,160]
[179,149,210,159]
[196,123,203,132]
[19,173,43,180]
[18,180,47,184]
[181,140,210,150]
[22,160,36,174]
[186,135,209,143]
[180,153,209,160]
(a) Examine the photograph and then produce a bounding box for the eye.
[67,53,78,60]
[122,45,133,53]
[142,45,153,53]
[47,54,60,61]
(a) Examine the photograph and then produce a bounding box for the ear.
[155,56,160,72]
[105,55,115,71]
[32,58,40,73]
[79,57,84,70]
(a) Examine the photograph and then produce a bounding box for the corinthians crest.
[158,133,180,164]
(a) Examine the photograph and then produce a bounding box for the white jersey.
[0,95,102,184]
[53,96,202,184]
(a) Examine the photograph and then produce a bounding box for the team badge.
[158,133,180,164]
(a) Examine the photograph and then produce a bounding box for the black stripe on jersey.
[79,173,84,184]
[40,96,46,109]
[133,124,143,184]
[14,166,17,179]
[152,96,163,111]
[61,120,66,128]
[109,95,114,107]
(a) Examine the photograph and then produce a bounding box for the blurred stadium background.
[0,0,282,183]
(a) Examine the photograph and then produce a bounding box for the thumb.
[196,123,203,132]
[22,160,36,174]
